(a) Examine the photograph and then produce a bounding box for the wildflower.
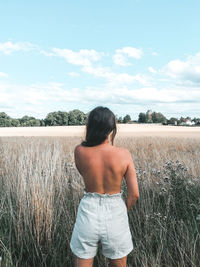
[187,180,194,185]
[164,176,169,181]
[161,187,167,193]
[196,214,200,221]
[154,212,162,218]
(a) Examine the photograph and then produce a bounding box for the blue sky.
[0,0,200,120]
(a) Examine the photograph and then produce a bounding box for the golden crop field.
[0,125,199,266]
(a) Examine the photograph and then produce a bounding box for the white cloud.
[148,67,157,74]
[167,60,187,75]
[0,72,8,78]
[1,79,200,119]
[82,65,113,79]
[40,50,55,57]
[0,41,38,55]
[83,84,200,107]
[111,73,149,86]
[82,64,149,85]
[0,81,84,110]
[68,72,80,77]
[113,53,131,66]
[43,46,148,85]
[1,42,199,119]
[161,52,200,83]
[113,46,142,66]
[2,80,197,107]
[121,47,142,58]
[52,48,102,67]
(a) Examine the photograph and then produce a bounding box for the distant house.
[180,118,195,126]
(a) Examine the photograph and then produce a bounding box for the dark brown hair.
[81,106,117,147]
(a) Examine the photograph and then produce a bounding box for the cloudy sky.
[0,0,200,120]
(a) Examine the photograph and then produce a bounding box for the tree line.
[0,109,199,127]
[0,110,87,127]
[138,111,200,125]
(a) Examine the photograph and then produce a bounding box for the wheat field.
[0,132,200,266]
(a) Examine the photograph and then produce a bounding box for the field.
[0,123,200,139]
[0,124,200,266]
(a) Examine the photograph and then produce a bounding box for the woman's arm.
[124,150,139,212]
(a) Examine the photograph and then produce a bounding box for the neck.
[101,138,110,145]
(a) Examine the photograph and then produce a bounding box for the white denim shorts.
[70,188,133,259]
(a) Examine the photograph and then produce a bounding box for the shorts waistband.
[83,188,123,199]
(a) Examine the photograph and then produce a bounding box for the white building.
[180,119,195,126]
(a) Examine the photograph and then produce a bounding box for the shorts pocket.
[105,204,129,245]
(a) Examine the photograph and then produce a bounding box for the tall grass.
[0,136,199,266]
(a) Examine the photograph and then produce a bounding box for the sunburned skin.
[74,136,139,210]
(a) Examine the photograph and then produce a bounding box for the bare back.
[74,142,138,196]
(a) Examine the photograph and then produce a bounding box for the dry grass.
[0,136,199,266]
[115,136,200,177]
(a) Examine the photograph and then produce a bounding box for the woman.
[70,106,139,267]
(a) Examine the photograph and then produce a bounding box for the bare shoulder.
[74,144,83,155]
[114,146,132,160]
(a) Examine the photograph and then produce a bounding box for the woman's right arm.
[123,150,139,212]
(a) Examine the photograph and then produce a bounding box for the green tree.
[118,117,123,123]
[138,112,146,123]
[152,112,167,123]
[44,111,68,126]
[0,112,10,119]
[123,114,131,123]
[192,117,200,125]
[0,118,12,127]
[68,109,86,125]
[179,116,185,123]
[11,119,20,127]
[27,119,41,126]
[19,116,37,126]
[40,119,45,126]
[44,113,57,126]
[0,112,11,127]
[168,117,178,125]
[20,115,35,123]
